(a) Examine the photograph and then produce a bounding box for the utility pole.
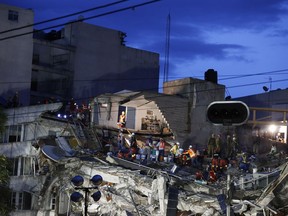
[164,13,171,83]
[226,173,231,216]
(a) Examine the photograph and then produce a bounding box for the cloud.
[158,0,288,30]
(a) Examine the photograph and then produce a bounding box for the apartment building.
[0,3,160,107]
[0,4,34,106]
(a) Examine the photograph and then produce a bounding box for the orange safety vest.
[183,149,196,158]
[159,141,165,150]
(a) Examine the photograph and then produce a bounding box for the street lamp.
[70,174,103,215]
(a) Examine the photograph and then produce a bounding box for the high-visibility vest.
[159,141,165,150]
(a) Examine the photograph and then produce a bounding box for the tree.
[0,106,7,133]
[0,107,12,215]
[0,155,13,215]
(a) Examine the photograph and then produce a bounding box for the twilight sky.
[2,0,288,98]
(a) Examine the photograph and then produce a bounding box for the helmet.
[189,145,192,149]
[176,142,180,145]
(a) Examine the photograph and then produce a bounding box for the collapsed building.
[1,77,288,215]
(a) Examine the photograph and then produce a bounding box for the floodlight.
[207,101,249,126]
[71,175,84,187]
[91,191,101,202]
[90,175,103,186]
[70,192,84,202]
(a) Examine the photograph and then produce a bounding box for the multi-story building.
[236,88,288,146]
[93,71,226,150]
[0,4,34,106]
[0,3,160,107]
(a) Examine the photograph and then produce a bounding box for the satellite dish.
[41,145,65,162]
[56,137,75,156]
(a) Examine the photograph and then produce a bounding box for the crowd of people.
[109,112,285,185]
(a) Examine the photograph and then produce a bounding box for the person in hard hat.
[117,111,126,128]
[129,133,138,156]
[268,144,277,157]
[170,142,180,163]
[226,134,233,158]
[239,152,250,172]
[156,138,166,162]
[184,145,198,167]
[143,136,153,161]
[215,134,222,155]
[207,133,216,158]
[185,145,196,158]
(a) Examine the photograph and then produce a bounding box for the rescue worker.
[239,152,250,172]
[117,131,125,151]
[208,169,217,183]
[215,134,222,154]
[117,111,126,128]
[129,133,138,155]
[156,138,165,162]
[144,136,153,160]
[226,134,233,158]
[232,133,239,153]
[268,144,277,156]
[143,136,153,161]
[211,154,219,172]
[253,134,261,154]
[184,145,198,167]
[219,157,229,173]
[207,133,216,157]
[170,142,180,162]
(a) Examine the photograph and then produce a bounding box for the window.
[50,192,57,210]
[9,125,22,142]
[32,54,40,64]
[11,192,32,210]
[0,125,22,143]
[9,157,38,176]
[8,10,19,22]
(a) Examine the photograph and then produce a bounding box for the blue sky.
[2,0,288,98]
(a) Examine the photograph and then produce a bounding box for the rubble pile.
[38,157,226,215]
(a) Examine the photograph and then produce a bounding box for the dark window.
[32,54,40,64]
[11,192,32,210]
[8,10,19,21]
[22,192,32,210]
[31,80,38,91]
[12,158,19,176]
[9,125,22,142]
[0,125,22,143]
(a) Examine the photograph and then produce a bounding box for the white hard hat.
[189,145,192,148]
[176,142,180,145]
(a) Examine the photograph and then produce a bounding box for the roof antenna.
[163,13,171,83]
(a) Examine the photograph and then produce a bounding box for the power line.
[0,0,128,34]
[3,77,288,119]
[220,69,288,81]
[0,68,288,84]
[1,72,288,106]
[0,0,161,41]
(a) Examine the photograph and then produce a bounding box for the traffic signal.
[206,101,249,126]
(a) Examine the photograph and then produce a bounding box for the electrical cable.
[0,0,161,41]
[3,77,288,119]
[1,1,286,95]
[0,68,287,84]
[0,0,129,34]
[220,69,288,81]
[1,1,287,113]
